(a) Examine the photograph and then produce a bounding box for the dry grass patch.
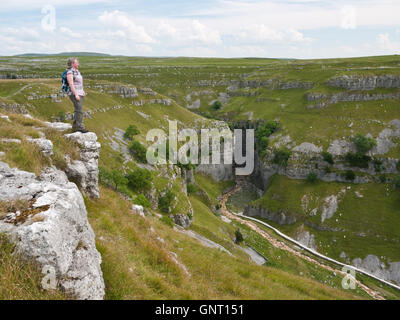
[0,234,67,300]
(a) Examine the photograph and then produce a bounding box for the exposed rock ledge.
[0,162,105,299]
[64,132,101,199]
[352,255,400,286]
[326,75,400,90]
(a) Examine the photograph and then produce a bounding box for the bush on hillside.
[235,229,244,244]
[212,100,222,110]
[273,149,291,167]
[124,124,140,140]
[345,152,371,168]
[99,166,128,192]
[126,168,152,192]
[129,140,147,163]
[134,194,151,208]
[351,134,376,154]
[158,190,176,214]
[187,183,197,194]
[343,170,356,181]
[307,172,318,183]
[321,151,334,165]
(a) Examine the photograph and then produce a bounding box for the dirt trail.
[220,181,385,300]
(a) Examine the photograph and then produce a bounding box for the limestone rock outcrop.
[326,75,400,90]
[352,255,400,286]
[0,162,105,299]
[64,132,101,199]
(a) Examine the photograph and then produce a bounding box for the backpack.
[61,68,77,93]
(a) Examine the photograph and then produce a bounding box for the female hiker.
[66,57,88,133]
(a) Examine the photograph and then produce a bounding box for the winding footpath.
[220,181,388,300]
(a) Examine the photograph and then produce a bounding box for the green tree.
[124,124,140,140]
[129,140,147,163]
[99,166,128,192]
[212,100,222,110]
[235,229,244,244]
[110,170,128,191]
[158,190,175,213]
[126,168,152,192]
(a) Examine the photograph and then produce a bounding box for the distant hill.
[14,52,112,57]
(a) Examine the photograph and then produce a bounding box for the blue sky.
[1,0,400,58]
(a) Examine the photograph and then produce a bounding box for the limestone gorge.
[1,55,400,300]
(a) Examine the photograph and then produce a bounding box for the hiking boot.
[74,128,89,133]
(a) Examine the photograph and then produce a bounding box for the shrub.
[255,121,278,143]
[394,175,400,189]
[324,166,332,174]
[321,151,334,165]
[99,166,128,191]
[126,168,152,192]
[397,161,400,172]
[186,183,197,194]
[160,215,174,227]
[235,229,244,244]
[343,170,355,181]
[258,136,269,151]
[124,125,140,140]
[307,172,318,183]
[134,194,151,208]
[129,140,147,163]
[373,158,383,173]
[158,190,175,213]
[379,174,387,183]
[212,100,222,110]
[345,152,371,168]
[273,149,291,167]
[351,134,376,154]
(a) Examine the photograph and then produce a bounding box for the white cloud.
[236,24,312,44]
[6,27,40,40]
[98,10,155,44]
[377,33,400,52]
[59,26,82,38]
[340,5,357,29]
[187,20,222,45]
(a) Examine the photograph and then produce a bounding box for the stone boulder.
[0,162,105,299]
[26,137,53,157]
[170,214,191,228]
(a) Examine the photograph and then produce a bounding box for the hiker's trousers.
[69,95,85,131]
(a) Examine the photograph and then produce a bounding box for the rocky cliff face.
[306,91,400,109]
[64,132,101,199]
[0,162,105,299]
[352,255,400,286]
[326,75,400,90]
[244,205,297,225]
